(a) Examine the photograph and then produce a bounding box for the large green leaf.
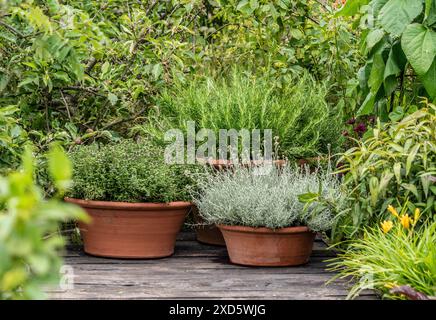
[372,0,389,17]
[421,58,436,99]
[366,29,385,52]
[358,92,376,115]
[335,0,370,17]
[369,52,385,93]
[426,0,436,26]
[384,47,401,79]
[401,24,436,76]
[379,0,423,36]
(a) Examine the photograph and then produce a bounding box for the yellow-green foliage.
[334,101,436,242]
[0,146,88,300]
[329,204,436,300]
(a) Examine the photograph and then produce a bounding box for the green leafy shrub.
[0,0,355,153]
[0,146,88,300]
[192,165,344,232]
[334,102,436,241]
[0,106,28,172]
[67,139,199,203]
[337,0,436,119]
[329,205,436,300]
[143,69,343,159]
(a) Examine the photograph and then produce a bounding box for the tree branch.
[0,19,25,38]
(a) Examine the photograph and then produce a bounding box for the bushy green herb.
[334,102,436,242]
[143,69,343,159]
[67,139,199,203]
[0,146,88,300]
[192,165,344,232]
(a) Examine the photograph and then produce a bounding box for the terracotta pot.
[297,156,326,173]
[218,225,315,267]
[65,198,191,259]
[197,158,287,171]
[192,207,225,246]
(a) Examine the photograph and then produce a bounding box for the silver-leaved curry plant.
[192,165,345,233]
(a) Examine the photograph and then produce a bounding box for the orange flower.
[400,214,411,229]
[381,220,393,233]
[387,205,399,218]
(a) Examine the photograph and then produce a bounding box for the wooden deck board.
[48,232,378,300]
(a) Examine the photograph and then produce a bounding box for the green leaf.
[108,93,118,106]
[389,106,405,121]
[372,0,389,17]
[358,92,376,116]
[369,176,379,206]
[369,52,385,93]
[335,0,370,17]
[379,0,423,36]
[421,58,436,99]
[402,183,419,199]
[1,269,28,291]
[406,143,420,176]
[290,28,303,40]
[298,192,319,203]
[401,24,436,76]
[384,47,401,79]
[48,144,72,191]
[393,162,402,183]
[425,0,436,26]
[101,61,110,75]
[366,29,385,52]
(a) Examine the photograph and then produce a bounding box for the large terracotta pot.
[218,225,315,267]
[65,198,191,259]
[193,206,225,246]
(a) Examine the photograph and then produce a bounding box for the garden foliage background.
[0,0,361,172]
[0,0,435,300]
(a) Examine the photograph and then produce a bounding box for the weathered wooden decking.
[49,232,377,300]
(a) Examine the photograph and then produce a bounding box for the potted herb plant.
[192,165,343,266]
[194,158,287,246]
[65,139,199,259]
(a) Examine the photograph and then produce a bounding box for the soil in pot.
[218,225,315,267]
[65,198,191,259]
[192,206,225,246]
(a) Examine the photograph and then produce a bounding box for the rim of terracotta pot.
[196,158,287,166]
[64,197,192,211]
[217,224,312,234]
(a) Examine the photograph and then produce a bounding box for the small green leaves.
[401,24,436,76]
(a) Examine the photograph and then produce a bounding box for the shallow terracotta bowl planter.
[218,225,315,267]
[192,205,225,246]
[65,198,191,259]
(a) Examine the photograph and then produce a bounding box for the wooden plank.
[51,232,377,300]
